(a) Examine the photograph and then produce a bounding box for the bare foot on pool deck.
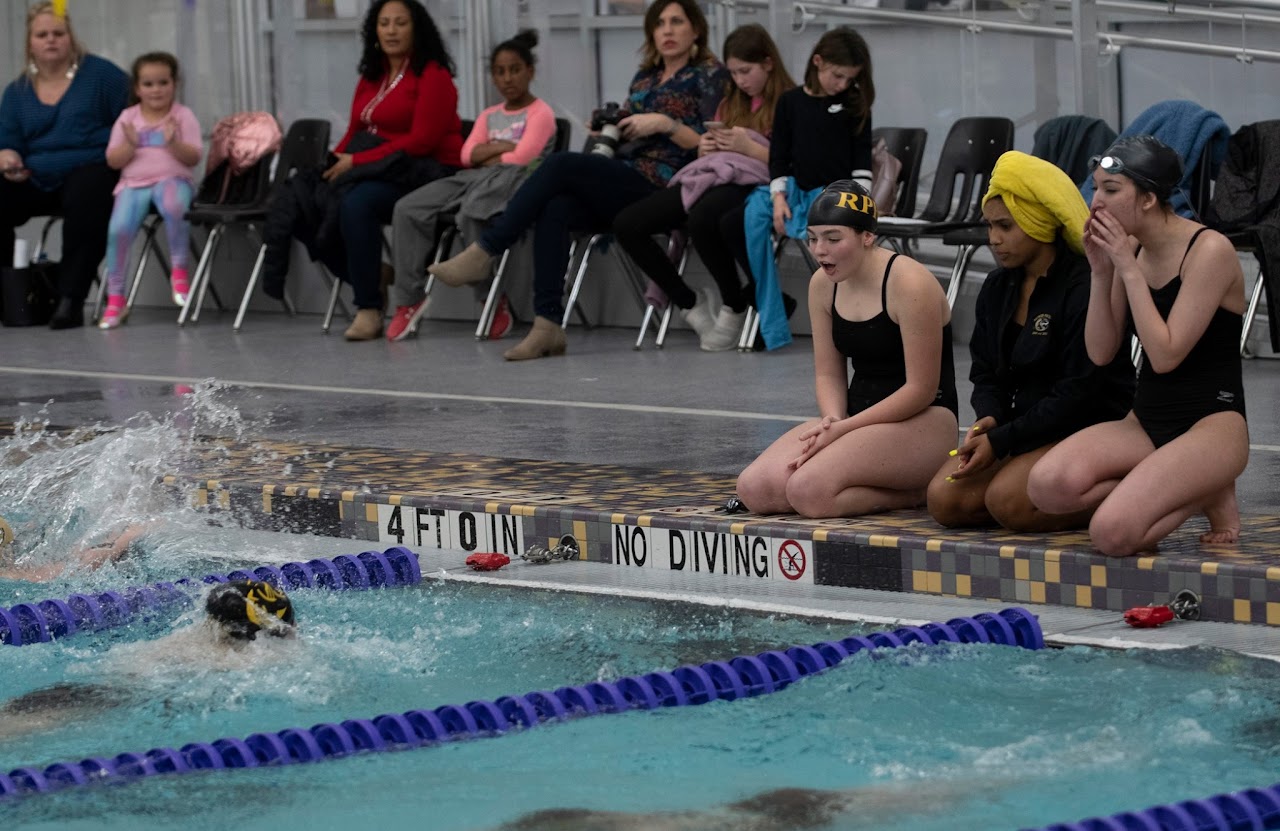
[1201,484,1241,546]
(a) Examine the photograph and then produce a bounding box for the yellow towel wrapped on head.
[982,151,1089,254]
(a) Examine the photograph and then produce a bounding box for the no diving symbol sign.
[777,539,806,581]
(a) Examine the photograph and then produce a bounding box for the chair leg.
[1241,267,1266,357]
[560,237,593,329]
[475,248,510,340]
[655,305,674,348]
[125,220,167,313]
[179,224,222,326]
[633,304,657,350]
[322,271,343,334]
[945,243,980,309]
[741,312,761,353]
[34,216,58,261]
[91,266,107,323]
[233,243,269,332]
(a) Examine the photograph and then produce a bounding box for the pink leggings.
[104,178,193,296]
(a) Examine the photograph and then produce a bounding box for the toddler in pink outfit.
[100,51,202,329]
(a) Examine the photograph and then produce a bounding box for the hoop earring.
[27,61,37,76]
[65,62,78,81]
[690,44,699,60]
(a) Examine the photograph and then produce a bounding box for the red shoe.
[487,293,512,340]
[170,267,190,307]
[385,297,427,341]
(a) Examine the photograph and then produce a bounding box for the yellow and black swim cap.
[205,579,295,641]
[807,180,878,233]
[0,515,13,549]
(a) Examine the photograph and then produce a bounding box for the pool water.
[2,578,1280,831]
[4,391,1280,830]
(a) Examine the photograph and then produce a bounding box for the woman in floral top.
[429,0,726,361]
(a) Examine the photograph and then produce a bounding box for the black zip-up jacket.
[969,245,1136,459]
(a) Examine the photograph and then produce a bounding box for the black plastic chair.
[876,116,1013,308]
[872,126,928,219]
[1031,114,1117,185]
[220,118,331,330]
[179,116,294,326]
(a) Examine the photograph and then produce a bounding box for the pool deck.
[3,307,1280,655]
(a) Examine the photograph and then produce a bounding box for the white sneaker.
[700,305,748,352]
[678,289,716,340]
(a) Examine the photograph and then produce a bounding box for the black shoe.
[49,298,84,330]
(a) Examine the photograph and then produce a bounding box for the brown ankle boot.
[428,243,493,288]
[503,315,567,361]
[344,308,384,341]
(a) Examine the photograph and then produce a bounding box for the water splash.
[0,382,257,578]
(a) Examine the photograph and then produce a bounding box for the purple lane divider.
[0,546,423,647]
[1027,784,1280,831]
[1,608,1044,802]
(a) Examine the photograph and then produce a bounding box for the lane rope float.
[0,546,422,647]
[0,608,1043,800]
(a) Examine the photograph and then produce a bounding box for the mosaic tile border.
[8,422,1275,626]
[169,474,1280,627]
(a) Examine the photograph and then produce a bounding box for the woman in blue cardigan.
[0,3,128,329]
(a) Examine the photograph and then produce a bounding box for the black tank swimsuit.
[830,253,959,417]
[1132,227,1247,448]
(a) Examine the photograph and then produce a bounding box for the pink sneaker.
[170,267,190,307]
[487,293,513,340]
[98,295,128,330]
[385,297,428,341]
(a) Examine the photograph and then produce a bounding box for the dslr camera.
[587,101,630,158]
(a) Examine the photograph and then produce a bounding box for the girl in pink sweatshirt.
[100,51,202,328]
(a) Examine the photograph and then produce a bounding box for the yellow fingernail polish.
[948,449,957,457]
[945,476,955,483]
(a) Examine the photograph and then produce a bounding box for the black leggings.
[612,183,753,312]
[0,163,118,304]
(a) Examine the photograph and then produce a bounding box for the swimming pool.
[2,565,1280,831]
[4,401,1280,830]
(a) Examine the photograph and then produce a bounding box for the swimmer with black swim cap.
[735,178,959,519]
[805,178,879,235]
[1027,134,1249,556]
[1088,135,1184,204]
[205,579,296,643]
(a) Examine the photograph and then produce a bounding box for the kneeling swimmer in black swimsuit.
[736,181,958,518]
[1027,135,1248,556]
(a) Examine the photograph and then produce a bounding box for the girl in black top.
[927,151,1135,532]
[1028,136,1248,556]
[736,182,957,518]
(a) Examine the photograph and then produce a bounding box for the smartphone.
[703,121,725,131]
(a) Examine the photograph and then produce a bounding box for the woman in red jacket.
[262,0,462,340]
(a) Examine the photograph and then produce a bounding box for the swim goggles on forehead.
[1088,154,1162,191]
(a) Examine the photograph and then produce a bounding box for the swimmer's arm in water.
[0,683,127,741]
[0,521,155,582]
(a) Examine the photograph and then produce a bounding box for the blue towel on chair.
[1079,99,1230,218]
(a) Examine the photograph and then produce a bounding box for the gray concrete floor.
[2,307,1279,510]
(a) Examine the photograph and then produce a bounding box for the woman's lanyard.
[359,64,407,135]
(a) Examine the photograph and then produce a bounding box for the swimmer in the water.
[493,782,976,831]
[0,580,298,741]
[0,517,152,582]
[202,578,297,644]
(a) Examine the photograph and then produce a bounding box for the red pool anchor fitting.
[465,553,510,572]
[1123,590,1201,629]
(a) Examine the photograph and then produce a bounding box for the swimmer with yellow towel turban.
[927,150,1137,532]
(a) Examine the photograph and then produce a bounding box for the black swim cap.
[807,180,878,233]
[1090,135,1183,202]
[205,579,295,641]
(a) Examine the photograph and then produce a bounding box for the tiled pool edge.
[168,476,1280,628]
